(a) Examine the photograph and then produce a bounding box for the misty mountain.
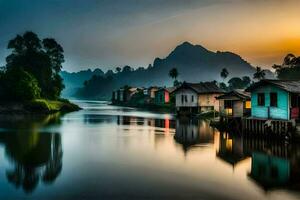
[61,68,104,97]
[62,42,274,99]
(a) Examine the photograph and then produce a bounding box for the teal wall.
[155,90,165,105]
[251,85,290,120]
[251,152,290,186]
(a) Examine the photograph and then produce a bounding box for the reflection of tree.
[1,131,63,193]
[43,134,63,184]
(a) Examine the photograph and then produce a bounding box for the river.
[0,100,299,200]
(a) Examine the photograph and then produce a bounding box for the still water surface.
[0,100,300,200]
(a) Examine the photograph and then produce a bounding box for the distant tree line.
[0,31,65,101]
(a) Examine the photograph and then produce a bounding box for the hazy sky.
[0,0,299,72]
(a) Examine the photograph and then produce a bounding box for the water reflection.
[216,131,300,191]
[170,116,300,192]
[116,115,175,129]
[1,131,62,193]
[217,133,247,167]
[0,102,300,199]
[0,115,63,193]
[174,119,215,152]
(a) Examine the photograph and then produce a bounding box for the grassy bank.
[0,99,81,114]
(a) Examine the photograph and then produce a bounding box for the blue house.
[246,80,300,121]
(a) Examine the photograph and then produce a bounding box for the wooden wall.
[175,88,198,108]
[198,93,221,112]
[251,85,289,120]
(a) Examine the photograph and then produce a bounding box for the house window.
[224,100,233,109]
[245,101,251,109]
[191,95,194,102]
[185,95,188,102]
[181,95,184,104]
[257,93,265,106]
[270,93,278,107]
[160,94,163,102]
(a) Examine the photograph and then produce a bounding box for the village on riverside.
[112,79,300,140]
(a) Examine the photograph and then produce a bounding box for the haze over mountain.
[61,42,274,99]
[61,69,104,97]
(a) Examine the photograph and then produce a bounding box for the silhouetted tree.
[5,31,65,99]
[169,68,179,86]
[228,77,245,90]
[273,54,300,80]
[115,67,121,73]
[122,66,132,73]
[220,68,229,81]
[219,82,228,91]
[253,67,265,81]
[169,68,178,80]
[242,76,251,87]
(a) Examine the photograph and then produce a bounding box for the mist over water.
[0,100,299,200]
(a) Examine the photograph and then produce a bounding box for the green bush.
[3,68,41,101]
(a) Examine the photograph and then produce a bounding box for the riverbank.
[0,99,81,114]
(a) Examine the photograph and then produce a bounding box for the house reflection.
[116,115,175,130]
[0,131,63,193]
[174,119,215,152]
[217,132,247,167]
[249,152,290,189]
[209,119,300,191]
[216,129,300,191]
[247,141,300,191]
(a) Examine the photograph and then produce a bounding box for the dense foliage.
[273,54,300,80]
[0,31,65,101]
[253,67,266,80]
[76,75,117,99]
[1,68,41,101]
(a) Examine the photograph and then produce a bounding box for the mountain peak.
[166,41,211,61]
[179,41,194,47]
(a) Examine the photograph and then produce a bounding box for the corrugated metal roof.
[174,82,224,94]
[246,79,300,93]
[216,89,250,100]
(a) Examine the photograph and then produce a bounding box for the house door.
[291,94,300,120]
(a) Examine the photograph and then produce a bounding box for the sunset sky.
[0,0,299,72]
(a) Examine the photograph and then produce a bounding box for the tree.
[219,82,228,91]
[5,31,65,99]
[122,66,132,73]
[169,68,179,86]
[253,67,265,81]
[2,68,41,101]
[242,76,251,87]
[273,54,300,80]
[42,38,64,73]
[169,68,178,80]
[228,77,245,90]
[220,68,229,81]
[115,67,121,73]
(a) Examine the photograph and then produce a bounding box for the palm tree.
[253,66,266,80]
[220,68,229,81]
[169,68,179,81]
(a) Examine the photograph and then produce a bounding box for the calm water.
[0,100,300,200]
